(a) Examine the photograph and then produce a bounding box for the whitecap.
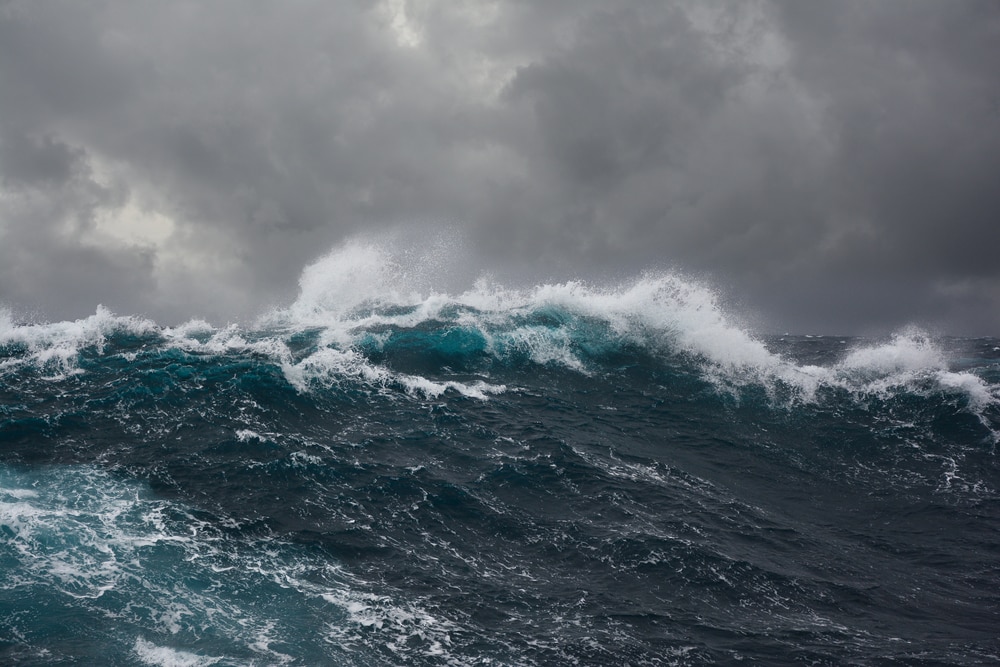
[133,638,221,667]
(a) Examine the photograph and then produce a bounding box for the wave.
[0,463,456,664]
[2,238,998,423]
[4,236,998,665]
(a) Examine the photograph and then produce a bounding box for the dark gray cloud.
[765,0,1000,332]
[1,0,997,333]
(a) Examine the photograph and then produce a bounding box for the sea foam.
[1,463,452,665]
[2,236,996,415]
[265,238,998,414]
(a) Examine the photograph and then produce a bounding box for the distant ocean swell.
[2,239,999,665]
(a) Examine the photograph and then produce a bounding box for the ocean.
[2,241,998,665]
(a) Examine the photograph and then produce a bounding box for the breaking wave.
[2,238,996,420]
[2,235,999,664]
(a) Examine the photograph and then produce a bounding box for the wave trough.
[2,237,999,665]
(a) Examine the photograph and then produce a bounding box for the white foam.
[936,371,995,410]
[0,305,157,377]
[321,588,457,658]
[252,237,999,416]
[268,239,784,379]
[837,328,944,375]
[235,429,266,443]
[285,238,425,324]
[2,464,448,663]
[133,638,221,667]
[281,345,505,399]
[5,237,996,417]
[829,329,998,412]
[163,319,215,339]
[397,375,506,400]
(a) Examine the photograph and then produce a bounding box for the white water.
[263,238,998,413]
[0,463,456,665]
[2,237,997,415]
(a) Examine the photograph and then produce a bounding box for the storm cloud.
[1,0,998,333]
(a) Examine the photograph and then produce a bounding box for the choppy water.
[2,240,999,665]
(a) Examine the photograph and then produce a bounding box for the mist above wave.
[2,236,997,417]
[260,238,999,413]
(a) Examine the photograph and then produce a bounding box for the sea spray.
[2,236,998,664]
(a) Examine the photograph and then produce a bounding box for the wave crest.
[2,238,997,422]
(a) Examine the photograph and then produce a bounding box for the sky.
[1,0,998,335]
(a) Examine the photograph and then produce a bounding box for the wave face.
[2,240,1000,665]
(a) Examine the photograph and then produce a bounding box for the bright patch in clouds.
[379,0,423,48]
[94,200,175,248]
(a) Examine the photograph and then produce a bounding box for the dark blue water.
[2,244,999,665]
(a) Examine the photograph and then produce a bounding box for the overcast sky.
[1,0,998,334]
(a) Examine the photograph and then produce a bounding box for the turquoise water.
[2,250,999,665]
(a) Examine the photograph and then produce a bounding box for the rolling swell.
[2,241,999,664]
